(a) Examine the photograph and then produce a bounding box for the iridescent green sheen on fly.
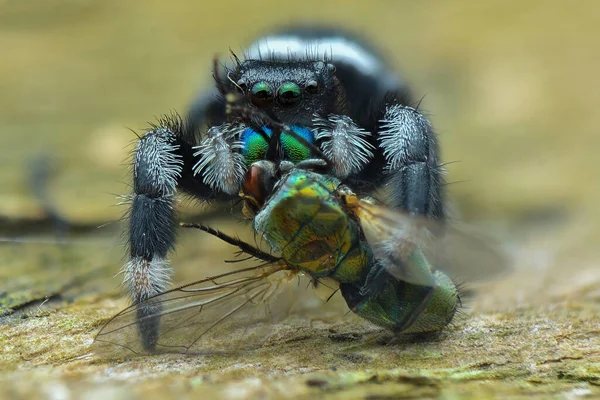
[252,168,460,334]
[253,170,372,284]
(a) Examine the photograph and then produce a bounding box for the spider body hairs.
[125,26,445,350]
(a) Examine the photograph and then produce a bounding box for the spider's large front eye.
[277,82,301,107]
[250,82,273,107]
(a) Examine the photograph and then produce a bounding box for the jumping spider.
[124,27,445,348]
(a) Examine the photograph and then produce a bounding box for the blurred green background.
[1,1,599,398]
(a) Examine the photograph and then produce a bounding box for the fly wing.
[428,221,512,283]
[351,198,436,286]
[93,262,298,357]
[352,199,511,286]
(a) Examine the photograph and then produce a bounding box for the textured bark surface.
[1,1,599,399]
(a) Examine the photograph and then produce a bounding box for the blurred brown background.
[1,1,599,398]
[1,0,598,225]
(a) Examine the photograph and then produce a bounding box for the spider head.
[225,59,342,126]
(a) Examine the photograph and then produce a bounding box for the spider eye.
[277,82,301,107]
[250,82,273,107]
[305,80,319,94]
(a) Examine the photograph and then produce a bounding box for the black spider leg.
[125,114,233,351]
[376,95,445,218]
[357,95,445,301]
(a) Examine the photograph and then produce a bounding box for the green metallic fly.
[242,160,460,334]
[94,158,507,356]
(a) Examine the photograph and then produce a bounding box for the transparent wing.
[348,196,511,286]
[431,220,512,283]
[93,262,302,357]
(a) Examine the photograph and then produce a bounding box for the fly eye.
[305,80,319,94]
[250,82,273,107]
[277,82,301,106]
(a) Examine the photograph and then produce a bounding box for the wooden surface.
[1,1,599,398]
